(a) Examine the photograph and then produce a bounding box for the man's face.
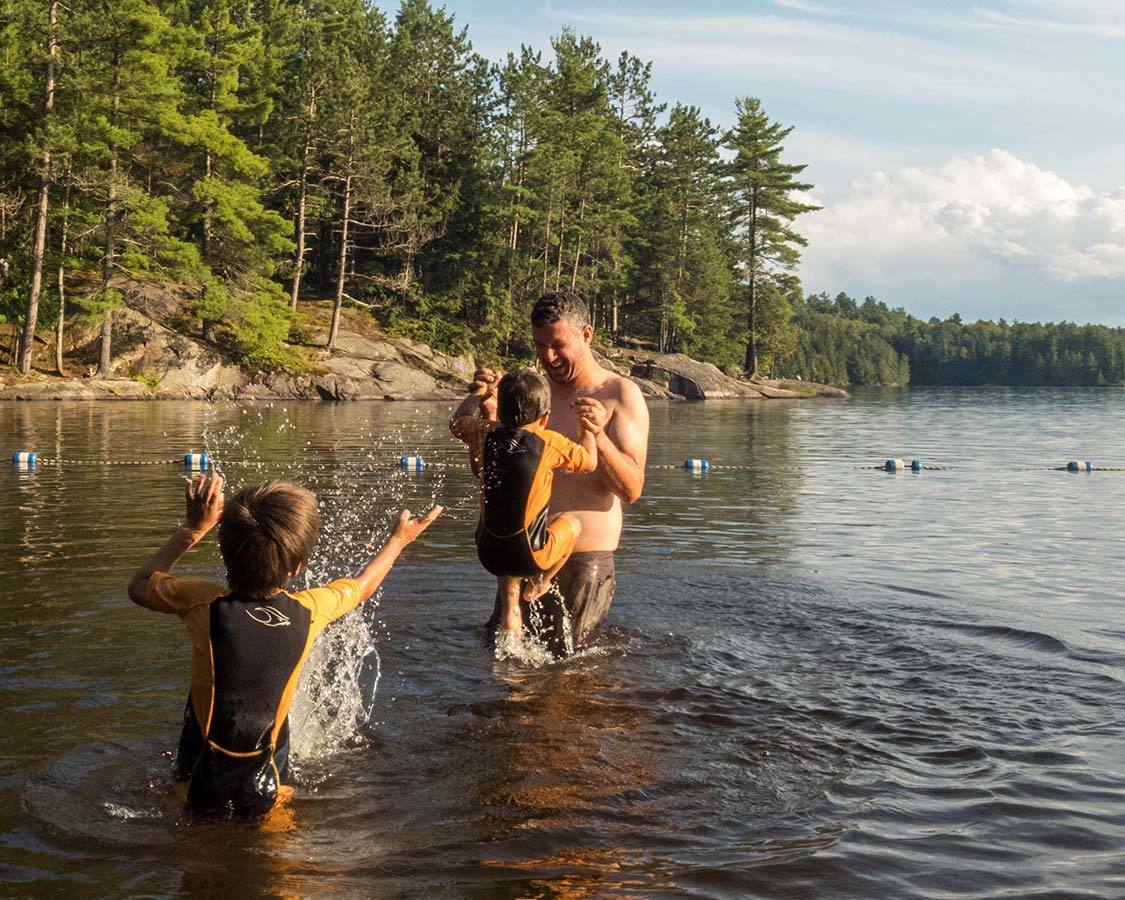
[533,319,592,384]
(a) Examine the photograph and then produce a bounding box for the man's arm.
[127,474,224,606]
[577,424,599,474]
[449,388,487,439]
[574,379,649,504]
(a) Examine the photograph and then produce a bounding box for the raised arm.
[127,474,224,606]
[449,391,484,439]
[574,380,649,504]
[352,506,443,601]
[451,369,502,476]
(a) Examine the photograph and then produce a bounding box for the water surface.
[1,389,1122,897]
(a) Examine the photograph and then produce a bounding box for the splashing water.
[198,401,450,767]
[492,582,578,667]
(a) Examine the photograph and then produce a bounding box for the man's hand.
[573,397,607,435]
[390,505,444,546]
[184,473,224,536]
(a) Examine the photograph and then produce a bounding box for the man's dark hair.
[218,480,320,596]
[531,291,590,329]
[497,370,551,428]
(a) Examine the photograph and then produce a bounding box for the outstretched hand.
[391,505,444,546]
[184,473,224,536]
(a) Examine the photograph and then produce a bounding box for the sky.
[379,0,1125,325]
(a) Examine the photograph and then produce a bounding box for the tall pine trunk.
[18,0,58,375]
[744,191,759,377]
[327,173,351,350]
[328,123,355,352]
[97,48,121,379]
[290,91,316,310]
[200,147,214,343]
[55,158,71,375]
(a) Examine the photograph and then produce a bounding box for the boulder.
[631,354,763,399]
[0,379,152,400]
[311,329,403,362]
[372,361,458,400]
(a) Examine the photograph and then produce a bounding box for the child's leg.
[522,513,582,603]
[498,576,523,636]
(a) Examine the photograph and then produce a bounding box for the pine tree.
[174,0,291,342]
[635,103,732,354]
[66,0,200,375]
[723,97,818,376]
[16,0,59,374]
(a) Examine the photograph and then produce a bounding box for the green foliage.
[5,0,1105,387]
[135,371,160,391]
[723,97,820,375]
[226,277,297,368]
[72,286,123,327]
[192,278,229,323]
[787,292,1125,388]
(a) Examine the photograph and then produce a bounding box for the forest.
[789,293,1125,387]
[3,0,1120,386]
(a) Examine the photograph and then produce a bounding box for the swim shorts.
[488,550,616,657]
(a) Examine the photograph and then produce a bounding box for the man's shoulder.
[601,369,645,407]
[588,364,640,401]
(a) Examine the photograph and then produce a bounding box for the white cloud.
[799,150,1125,315]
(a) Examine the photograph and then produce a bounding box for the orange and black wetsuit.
[454,419,590,577]
[142,572,364,817]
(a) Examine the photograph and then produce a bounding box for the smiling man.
[465,291,650,656]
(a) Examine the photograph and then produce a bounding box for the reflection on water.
[1,390,1124,897]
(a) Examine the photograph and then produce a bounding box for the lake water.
[1,389,1122,898]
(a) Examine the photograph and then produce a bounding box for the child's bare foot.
[521,576,550,603]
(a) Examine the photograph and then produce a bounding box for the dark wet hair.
[218,480,320,596]
[531,291,590,329]
[497,370,551,428]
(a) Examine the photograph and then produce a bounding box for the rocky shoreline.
[0,279,846,403]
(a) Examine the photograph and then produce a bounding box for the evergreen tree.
[173,0,291,342]
[723,97,818,376]
[67,0,200,375]
[16,0,59,374]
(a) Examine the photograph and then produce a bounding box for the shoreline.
[1,280,847,403]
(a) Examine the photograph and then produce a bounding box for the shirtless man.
[462,291,650,656]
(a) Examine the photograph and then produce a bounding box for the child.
[127,474,441,818]
[450,369,597,640]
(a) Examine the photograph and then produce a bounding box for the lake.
[1,389,1122,898]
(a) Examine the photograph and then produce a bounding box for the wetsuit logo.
[246,606,292,628]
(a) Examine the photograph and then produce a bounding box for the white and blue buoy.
[1066,460,1094,472]
[400,455,426,472]
[12,451,37,468]
[684,458,710,474]
[183,452,209,470]
[884,458,906,472]
[911,459,923,472]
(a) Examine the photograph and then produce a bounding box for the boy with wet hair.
[127,475,441,818]
[450,369,598,640]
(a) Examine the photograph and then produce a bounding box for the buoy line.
[11,451,1121,475]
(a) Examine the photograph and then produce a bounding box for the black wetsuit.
[141,572,364,817]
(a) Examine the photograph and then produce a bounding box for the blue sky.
[381,0,1125,324]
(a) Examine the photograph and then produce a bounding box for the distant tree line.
[1,0,816,375]
[788,293,1125,387]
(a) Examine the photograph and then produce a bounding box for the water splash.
[492,582,577,667]
[196,401,451,766]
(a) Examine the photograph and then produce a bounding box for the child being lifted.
[451,369,598,640]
